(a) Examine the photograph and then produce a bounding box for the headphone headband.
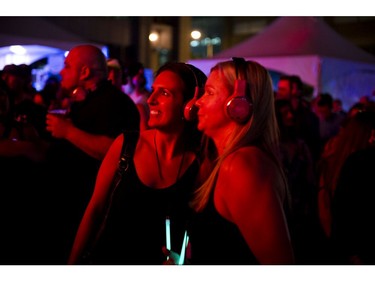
[183,63,201,121]
[232,57,247,81]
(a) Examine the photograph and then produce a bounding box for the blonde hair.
[191,60,288,212]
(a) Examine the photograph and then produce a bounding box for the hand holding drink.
[46,108,72,138]
[48,108,68,116]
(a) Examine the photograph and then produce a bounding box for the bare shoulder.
[216,146,284,222]
[222,146,275,178]
[218,146,282,199]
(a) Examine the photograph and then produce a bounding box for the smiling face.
[195,69,233,138]
[147,70,185,131]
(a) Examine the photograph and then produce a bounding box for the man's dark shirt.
[42,80,140,263]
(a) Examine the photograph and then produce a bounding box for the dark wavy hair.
[154,62,207,152]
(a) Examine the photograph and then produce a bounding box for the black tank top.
[190,191,259,265]
[91,158,199,265]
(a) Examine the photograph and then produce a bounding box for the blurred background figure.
[128,69,151,131]
[347,95,375,118]
[33,76,61,110]
[276,74,320,163]
[274,99,318,264]
[0,63,48,142]
[107,58,123,91]
[122,61,145,95]
[359,95,371,107]
[314,93,346,154]
[317,110,375,263]
[347,102,366,118]
[331,112,375,265]
[0,63,49,264]
[332,98,347,119]
[329,111,375,264]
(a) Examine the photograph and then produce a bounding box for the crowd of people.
[273,74,375,264]
[0,44,374,265]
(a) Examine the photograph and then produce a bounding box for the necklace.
[154,132,185,182]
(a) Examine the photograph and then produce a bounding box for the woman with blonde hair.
[179,58,294,264]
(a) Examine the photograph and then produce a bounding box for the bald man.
[42,45,140,263]
[46,45,139,159]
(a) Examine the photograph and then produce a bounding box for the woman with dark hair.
[68,62,207,264]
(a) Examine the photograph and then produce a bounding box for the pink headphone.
[225,57,253,124]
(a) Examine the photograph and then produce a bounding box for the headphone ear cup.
[226,79,252,123]
[226,97,253,123]
[183,86,199,121]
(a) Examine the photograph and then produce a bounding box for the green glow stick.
[165,217,171,260]
[178,230,189,265]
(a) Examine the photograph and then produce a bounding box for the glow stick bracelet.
[178,230,189,265]
[165,217,171,259]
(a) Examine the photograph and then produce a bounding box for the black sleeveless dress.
[91,158,199,265]
[190,192,259,265]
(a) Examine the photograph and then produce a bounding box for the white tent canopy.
[188,17,375,111]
